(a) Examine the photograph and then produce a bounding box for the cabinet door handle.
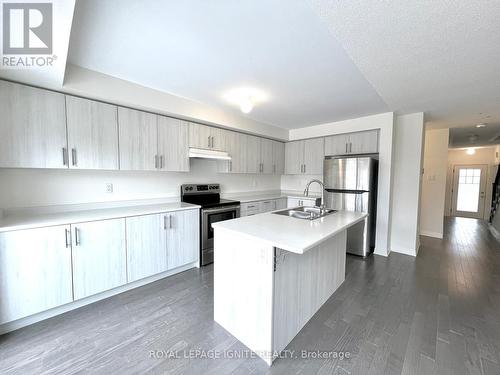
[207,136,211,148]
[304,164,306,174]
[230,160,232,172]
[212,136,215,148]
[160,155,164,169]
[71,148,77,166]
[65,228,71,248]
[350,142,352,153]
[273,164,276,173]
[74,227,80,246]
[164,215,168,230]
[169,215,173,229]
[62,147,68,166]
[155,155,159,169]
[345,143,348,153]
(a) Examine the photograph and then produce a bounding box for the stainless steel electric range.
[180,184,240,266]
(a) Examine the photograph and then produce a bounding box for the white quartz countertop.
[0,202,200,233]
[212,210,367,254]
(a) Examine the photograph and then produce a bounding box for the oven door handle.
[202,206,240,214]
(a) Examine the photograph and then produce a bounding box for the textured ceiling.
[67,0,500,130]
[307,0,500,129]
[449,123,500,148]
[68,0,387,129]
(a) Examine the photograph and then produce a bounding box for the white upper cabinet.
[260,138,274,174]
[157,116,189,172]
[349,130,379,154]
[285,138,324,175]
[0,81,67,169]
[189,122,226,151]
[218,131,247,173]
[0,225,73,324]
[189,122,212,150]
[285,141,303,175]
[324,133,350,156]
[273,141,285,175]
[71,218,127,300]
[118,107,158,170]
[65,96,119,170]
[210,126,226,151]
[246,135,261,174]
[325,130,379,156]
[303,138,324,175]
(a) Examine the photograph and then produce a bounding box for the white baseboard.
[489,224,500,241]
[420,231,443,239]
[0,262,197,335]
[390,247,417,257]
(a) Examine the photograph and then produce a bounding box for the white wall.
[63,65,288,141]
[288,112,395,256]
[419,128,449,238]
[0,159,280,209]
[389,113,424,256]
[445,147,498,220]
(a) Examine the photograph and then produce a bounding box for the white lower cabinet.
[71,219,127,300]
[0,225,73,324]
[287,197,317,208]
[260,200,276,213]
[166,209,199,270]
[126,214,168,283]
[126,209,199,281]
[240,197,287,216]
[275,198,287,210]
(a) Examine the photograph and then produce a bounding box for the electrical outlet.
[105,183,113,193]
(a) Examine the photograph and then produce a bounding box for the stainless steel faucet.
[304,179,326,211]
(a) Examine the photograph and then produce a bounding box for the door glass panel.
[456,168,481,212]
[206,211,236,240]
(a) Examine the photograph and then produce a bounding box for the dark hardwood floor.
[1,217,499,374]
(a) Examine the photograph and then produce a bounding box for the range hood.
[188,147,231,160]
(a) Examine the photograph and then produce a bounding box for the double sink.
[273,206,337,220]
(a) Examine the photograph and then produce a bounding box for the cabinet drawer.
[260,200,276,213]
[241,202,260,216]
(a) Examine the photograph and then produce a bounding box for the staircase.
[490,166,500,223]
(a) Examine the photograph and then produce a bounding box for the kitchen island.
[212,209,368,365]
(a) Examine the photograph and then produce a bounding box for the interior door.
[451,165,488,219]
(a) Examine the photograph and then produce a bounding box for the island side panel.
[213,228,275,365]
[272,229,347,355]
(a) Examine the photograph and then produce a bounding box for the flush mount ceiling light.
[466,148,476,155]
[223,87,269,114]
[476,123,487,128]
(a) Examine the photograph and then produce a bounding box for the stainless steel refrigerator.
[324,156,378,256]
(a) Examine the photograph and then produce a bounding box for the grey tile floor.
[1,217,499,374]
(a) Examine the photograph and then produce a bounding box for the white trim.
[489,224,500,241]
[419,231,443,239]
[391,247,418,257]
[0,262,197,335]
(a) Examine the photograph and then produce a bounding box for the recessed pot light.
[476,123,486,128]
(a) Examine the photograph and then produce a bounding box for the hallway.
[0,218,499,374]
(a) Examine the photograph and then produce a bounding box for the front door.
[451,165,488,219]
